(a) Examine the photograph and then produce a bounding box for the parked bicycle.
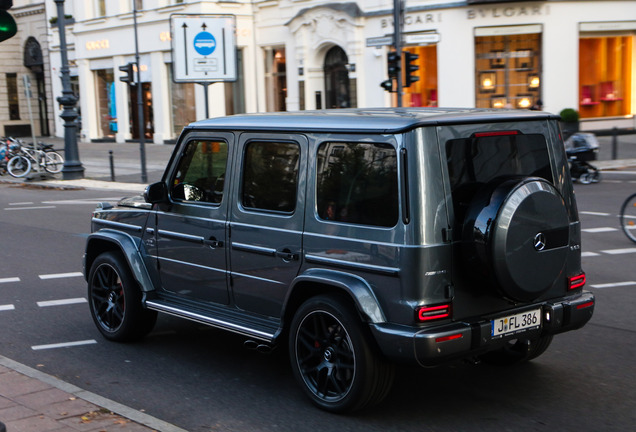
[0,137,22,175]
[6,138,64,178]
[620,192,636,243]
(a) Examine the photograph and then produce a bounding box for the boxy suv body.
[85,108,594,412]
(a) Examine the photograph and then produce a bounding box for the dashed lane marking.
[582,251,601,257]
[0,277,20,284]
[582,227,618,233]
[37,298,87,307]
[580,211,611,217]
[39,272,84,280]
[32,339,97,351]
[3,205,56,211]
[591,281,636,289]
[601,248,636,255]
[0,304,15,311]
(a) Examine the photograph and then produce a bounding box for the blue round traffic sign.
[193,32,216,56]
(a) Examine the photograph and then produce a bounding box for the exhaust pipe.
[244,340,274,354]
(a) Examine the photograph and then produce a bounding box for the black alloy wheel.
[289,295,394,413]
[88,252,156,341]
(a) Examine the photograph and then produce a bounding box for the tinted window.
[171,140,228,203]
[317,142,398,228]
[445,132,553,222]
[242,141,300,213]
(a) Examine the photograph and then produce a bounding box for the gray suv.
[85,108,594,412]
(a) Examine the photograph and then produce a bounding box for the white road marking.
[39,272,84,280]
[32,339,97,351]
[37,298,87,307]
[582,227,618,233]
[0,277,20,284]
[0,304,15,311]
[582,251,601,257]
[601,248,636,255]
[580,211,611,217]
[9,202,34,205]
[591,281,636,289]
[4,206,56,211]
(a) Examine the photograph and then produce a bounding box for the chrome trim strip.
[230,270,286,285]
[92,218,143,233]
[231,242,276,256]
[145,300,275,342]
[157,229,204,243]
[230,222,302,236]
[305,254,399,276]
[155,256,225,274]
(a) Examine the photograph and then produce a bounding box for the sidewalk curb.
[0,355,188,432]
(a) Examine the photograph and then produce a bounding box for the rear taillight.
[568,273,586,290]
[416,303,452,322]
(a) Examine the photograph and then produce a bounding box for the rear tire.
[88,251,157,342]
[288,295,395,413]
[7,155,31,178]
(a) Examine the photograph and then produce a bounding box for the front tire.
[620,193,636,244]
[289,295,394,413]
[88,251,157,342]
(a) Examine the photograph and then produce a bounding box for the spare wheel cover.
[490,179,569,302]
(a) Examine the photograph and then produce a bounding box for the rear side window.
[316,142,398,228]
[242,141,300,213]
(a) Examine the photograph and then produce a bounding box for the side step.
[145,299,278,343]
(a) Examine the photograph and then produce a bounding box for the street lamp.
[54,0,84,180]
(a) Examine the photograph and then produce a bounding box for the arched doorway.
[23,37,50,136]
[324,46,354,109]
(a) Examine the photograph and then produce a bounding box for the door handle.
[203,238,223,248]
[275,249,299,261]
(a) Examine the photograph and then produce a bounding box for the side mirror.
[144,182,168,204]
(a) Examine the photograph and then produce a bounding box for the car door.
[229,133,307,318]
[153,132,233,304]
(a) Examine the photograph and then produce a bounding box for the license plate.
[491,308,541,338]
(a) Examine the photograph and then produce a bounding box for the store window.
[579,35,633,118]
[475,31,542,110]
[95,69,116,138]
[6,73,19,120]
[169,67,196,136]
[403,45,438,107]
[265,47,286,112]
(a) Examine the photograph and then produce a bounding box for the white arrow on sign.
[171,14,237,82]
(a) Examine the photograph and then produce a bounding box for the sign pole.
[133,2,147,183]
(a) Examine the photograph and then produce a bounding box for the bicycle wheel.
[44,151,64,173]
[7,155,31,178]
[620,193,636,243]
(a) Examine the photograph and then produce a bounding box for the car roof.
[188,108,558,134]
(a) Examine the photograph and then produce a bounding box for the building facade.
[0,0,53,139]
[3,1,634,142]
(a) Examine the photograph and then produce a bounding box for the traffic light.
[403,50,420,88]
[0,0,16,43]
[387,51,400,79]
[380,79,393,92]
[119,62,135,85]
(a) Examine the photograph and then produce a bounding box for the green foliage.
[559,108,579,123]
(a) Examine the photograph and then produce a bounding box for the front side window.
[242,141,300,213]
[316,142,398,228]
[172,140,228,204]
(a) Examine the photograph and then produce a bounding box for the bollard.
[612,127,618,160]
[109,150,116,182]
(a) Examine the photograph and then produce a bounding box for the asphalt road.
[0,173,635,432]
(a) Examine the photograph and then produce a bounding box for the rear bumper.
[370,291,595,367]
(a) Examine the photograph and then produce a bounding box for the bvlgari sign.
[467,4,549,20]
